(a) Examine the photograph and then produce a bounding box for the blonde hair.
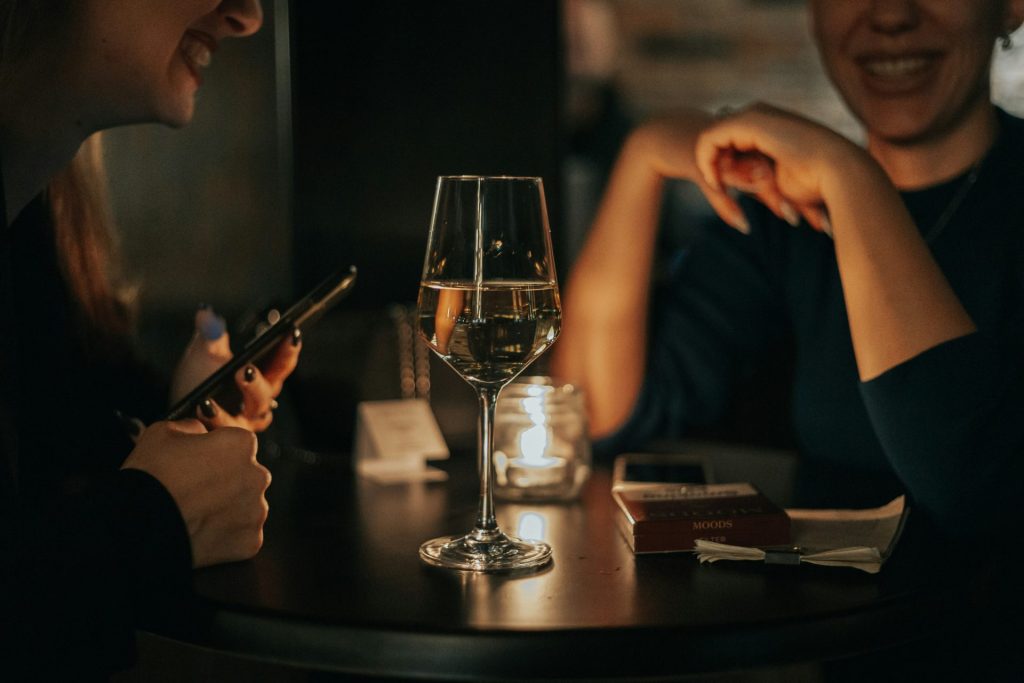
[49,136,136,355]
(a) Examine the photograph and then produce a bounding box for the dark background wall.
[290,1,564,308]
[283,2,564,452]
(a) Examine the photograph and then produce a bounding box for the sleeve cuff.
[861,332,999,419]
[859,332,1023,538]
[3,468,195,675]
[591,374,666,461]
[100,468,194,624]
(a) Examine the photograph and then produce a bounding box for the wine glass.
[416,176,562,572]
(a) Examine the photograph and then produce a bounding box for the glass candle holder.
[493,377,591,502]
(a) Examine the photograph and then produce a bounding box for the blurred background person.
[555,2,1024,676]
[555,0,1024,538]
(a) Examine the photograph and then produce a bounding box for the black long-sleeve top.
[0,179,194,679]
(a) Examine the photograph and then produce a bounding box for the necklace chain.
[923,161,982,244]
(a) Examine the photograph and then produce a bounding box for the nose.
[217,0,264,37]
[867,0,920,34]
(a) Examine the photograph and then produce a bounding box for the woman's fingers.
[123,423,269,568]
[706,152,830,236]
[698,149,790,234]
[698,101,852,214]
[698,181,750,235]
[236,364,276,429]
[196,306,230,356]
[699,115,832,236]
[718,152,801,228]
[190,306,231,366]
[259,327,302,385]
[171,416,211,435]
[195,398,241,429]
[114,409,148,444]
[688,149,746,233]
[195,396,271,431]
[170,305,232,403]
[174,309,302,434]
[799,204,833,237]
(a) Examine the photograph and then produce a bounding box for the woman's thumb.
[194,305,231,358]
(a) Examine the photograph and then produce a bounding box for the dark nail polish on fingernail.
[200,399,216,418]
[291,327,302,346]
[197,302,211,311]
[244,366,255,382]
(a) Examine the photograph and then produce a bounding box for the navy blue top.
[606,109,1024,541]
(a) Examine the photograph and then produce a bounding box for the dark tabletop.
[183,440,958,681]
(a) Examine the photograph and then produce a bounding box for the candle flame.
[519,424,551,465]
[521,396,546,424]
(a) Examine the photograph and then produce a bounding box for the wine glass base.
[419,528,552,573]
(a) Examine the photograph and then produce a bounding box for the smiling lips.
[180,31,215,81]
[862,55,931,77]
[856,52,940,91]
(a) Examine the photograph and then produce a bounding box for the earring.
[1000,32,1014,50]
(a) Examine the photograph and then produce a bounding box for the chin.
[853,101,944,146]
[148,74,200,128]
[162,115,194,130]
[864,118,934,145]
[156,99,197,129]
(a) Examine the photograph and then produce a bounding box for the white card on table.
[354,399,449,483]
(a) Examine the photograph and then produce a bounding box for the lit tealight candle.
[507,424,569,488]
[493,377,591,502]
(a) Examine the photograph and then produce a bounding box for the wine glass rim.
[437,175,543,182]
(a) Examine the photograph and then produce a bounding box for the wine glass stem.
[475,385,499,534]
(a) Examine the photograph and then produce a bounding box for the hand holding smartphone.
[164,266,357,421]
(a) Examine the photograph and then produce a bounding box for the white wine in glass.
[416,176,561,572]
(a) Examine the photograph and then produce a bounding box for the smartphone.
[164,265,358,421]
[612,452,715,488]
